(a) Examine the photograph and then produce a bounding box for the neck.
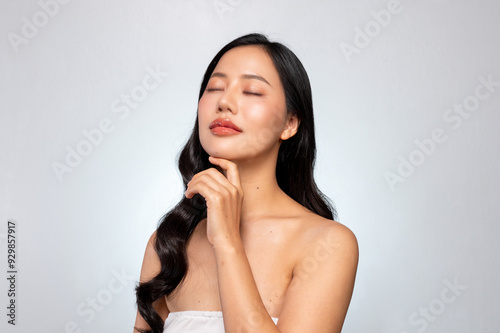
[218,149,286,223]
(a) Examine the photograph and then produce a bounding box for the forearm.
[214,240,280,333]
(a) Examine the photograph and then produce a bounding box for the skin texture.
[134,45,358,333]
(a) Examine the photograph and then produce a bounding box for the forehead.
[212,45,281,86]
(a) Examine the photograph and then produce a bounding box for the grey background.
[1,0,499,332]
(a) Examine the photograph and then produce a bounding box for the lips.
[209,118,242,132]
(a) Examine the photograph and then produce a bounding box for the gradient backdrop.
[1,0,499,332]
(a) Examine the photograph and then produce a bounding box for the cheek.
[245,102,287,135]
[198,94,211,117]
[197,95,214,129]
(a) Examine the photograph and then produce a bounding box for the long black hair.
[135,33,336,333]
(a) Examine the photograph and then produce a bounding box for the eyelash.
[244,91,263,96]
[205,88,262,96]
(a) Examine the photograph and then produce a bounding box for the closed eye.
[243,91,263,96]
[206,88,223,92]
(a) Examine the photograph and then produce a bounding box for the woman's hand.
[184,156,244,249]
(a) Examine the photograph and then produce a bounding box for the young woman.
[134,33,358,333]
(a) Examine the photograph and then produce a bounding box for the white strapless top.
[163,311,279,332]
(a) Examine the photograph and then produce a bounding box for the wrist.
[211,236,244,255]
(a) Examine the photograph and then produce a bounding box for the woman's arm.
[133,231,170,332]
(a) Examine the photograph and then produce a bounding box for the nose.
[217,87,237,114]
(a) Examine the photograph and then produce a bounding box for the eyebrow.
[210,72,272,87]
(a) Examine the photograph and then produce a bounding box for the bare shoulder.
[140,230,160,282]
[282,195,357,252]
[299,212,357,251]
[294,213,359,277]
[148,229,158,246]
[320,217,358,254]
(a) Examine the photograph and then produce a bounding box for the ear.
[280,113,300,141]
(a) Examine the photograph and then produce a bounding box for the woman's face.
[198,45,297,163]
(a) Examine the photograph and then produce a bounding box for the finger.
[208,156,242,190]
[187,168,229,190]
[185,172,228,200]
[185,178,214,199]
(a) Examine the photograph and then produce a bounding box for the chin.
[200,138,265,163]
[205,150,240,160]
[201,139,237,159]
